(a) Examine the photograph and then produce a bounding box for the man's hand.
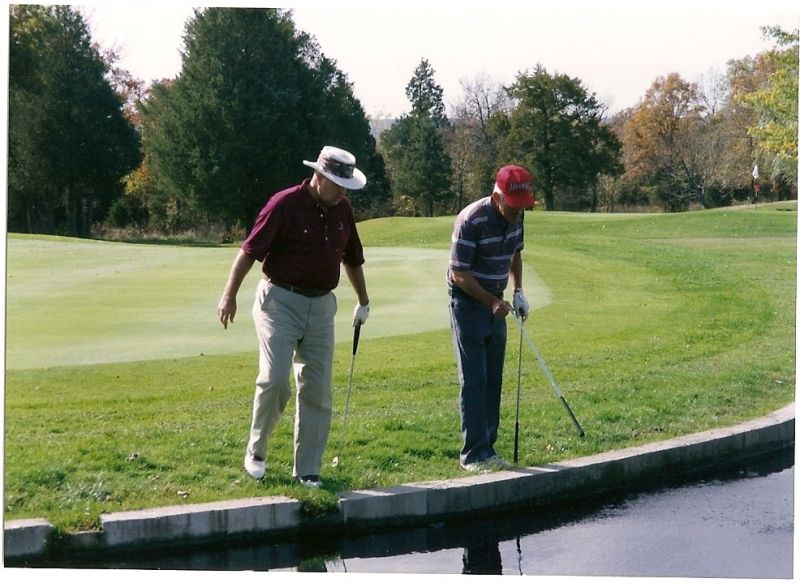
[353,302,370,326]
[491,299,513,318]
[217,250,255,330]
[512,289,530,321]
[217,295,237,329]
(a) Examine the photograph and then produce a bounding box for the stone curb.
[4,403,794,561]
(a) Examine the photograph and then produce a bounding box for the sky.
[78,0,800,118]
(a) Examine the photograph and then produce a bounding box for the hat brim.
[303,161,367,190]
[503,191,536,209]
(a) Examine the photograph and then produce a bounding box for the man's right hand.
[491,299,513,318]
[217,250,256,330]
[217,295,237,329]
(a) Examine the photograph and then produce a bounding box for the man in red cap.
[447,164,535,472]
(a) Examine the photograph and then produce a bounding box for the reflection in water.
[462,542,502,575]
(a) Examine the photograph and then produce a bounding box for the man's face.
[314,175,347,209]
[493,192,524,223]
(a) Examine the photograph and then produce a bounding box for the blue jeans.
[449,286,507,465]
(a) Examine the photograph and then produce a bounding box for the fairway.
[4,205,796,532]
[4,237,551,369]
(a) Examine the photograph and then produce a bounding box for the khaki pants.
[247,278,337,477]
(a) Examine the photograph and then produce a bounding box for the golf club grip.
[352,322,361,355]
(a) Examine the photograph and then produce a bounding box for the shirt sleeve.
[341,199,365,267]
[449,216,477,273]
[241,197,286,262]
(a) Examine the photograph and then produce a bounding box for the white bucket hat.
[303,146,367,190]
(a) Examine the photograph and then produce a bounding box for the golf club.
[514,315,585,437]
[332,321,361,467]
[513,322,523,465]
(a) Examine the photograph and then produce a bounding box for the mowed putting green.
[5,237,551,370]
[3,204,796,532]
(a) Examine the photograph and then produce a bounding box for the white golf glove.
[512,290,530,321]
[353,302,370,327]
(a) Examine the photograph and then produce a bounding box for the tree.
[379,58,453,216]
[502,65,621,211]
[8,5,141,236]
[447,75,510,210]
[406,59,447,128]
[140,7,388,231]
[622,73,709,211]
[740,26,799,187]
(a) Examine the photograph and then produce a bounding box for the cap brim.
[504,191,536,208]
[303,161,367,190]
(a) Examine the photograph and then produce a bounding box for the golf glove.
[512,290,530,321]
[353,302,370,326]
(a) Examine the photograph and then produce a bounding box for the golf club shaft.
[515,317,585,437]
[334,322,361,464]
[514,323,523,464]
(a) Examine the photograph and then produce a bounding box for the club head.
[331,456,340,467]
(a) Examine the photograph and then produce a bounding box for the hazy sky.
[54,1,800,118]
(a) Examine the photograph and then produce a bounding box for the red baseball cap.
[495,165,535,208]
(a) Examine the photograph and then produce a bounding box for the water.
[28,449,795,579]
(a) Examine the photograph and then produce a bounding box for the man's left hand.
[353,303,370,326]
[512,290,530,321]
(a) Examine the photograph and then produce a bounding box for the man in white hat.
[217,146,371,488]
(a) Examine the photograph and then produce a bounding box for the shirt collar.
[485,195,504,224]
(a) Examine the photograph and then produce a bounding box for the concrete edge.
[4,403,795,561]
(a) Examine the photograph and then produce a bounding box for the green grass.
[3,202,796,531]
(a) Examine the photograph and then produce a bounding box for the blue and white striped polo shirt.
[447,196,525,296]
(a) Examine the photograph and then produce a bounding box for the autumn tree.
[740,26,799,188]
[622,73,710,211]
[8,5,141,236]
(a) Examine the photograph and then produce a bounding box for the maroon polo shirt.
[241,180,365,292]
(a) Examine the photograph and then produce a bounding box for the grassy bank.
[4,203,796,531]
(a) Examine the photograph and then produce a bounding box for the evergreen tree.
[406,59,447,128]
[379,58,453,216]
[140,7,387,230]
[8,5,141,236]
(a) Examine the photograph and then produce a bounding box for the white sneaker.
[295,475,321,488]
[460,455,512,473]
[460,461,488,473]
[244,455,265,479]
[485,455,513,470]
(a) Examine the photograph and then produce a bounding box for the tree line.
[8,6,798,239]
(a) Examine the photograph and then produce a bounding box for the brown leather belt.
[270,280,329,298]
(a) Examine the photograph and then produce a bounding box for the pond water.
[37,448,793,581]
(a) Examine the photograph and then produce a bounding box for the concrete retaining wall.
[4,403,794,562]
